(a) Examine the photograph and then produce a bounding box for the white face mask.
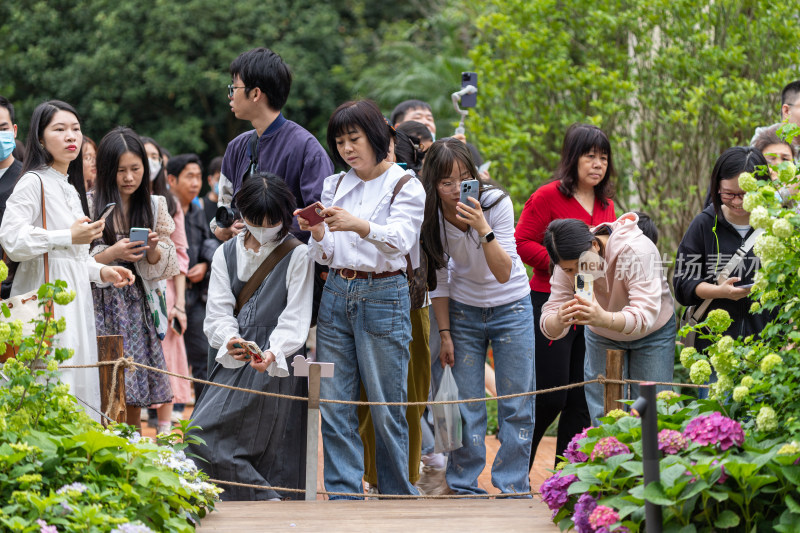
[244,222,282,245]
[148,158,162,181]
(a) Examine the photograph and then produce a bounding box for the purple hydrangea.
[37,520,57,533]
[572,492,598,533]
[540,472,578,515]
[657,429,687,455]
[590,436,631,461]
[683,412,744,450]
[565,427,592,463]
[711,459,729,484]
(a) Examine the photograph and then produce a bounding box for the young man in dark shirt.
[0,96,24,298]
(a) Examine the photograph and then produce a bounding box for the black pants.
[529,290,590,469]
[184,288,209,401]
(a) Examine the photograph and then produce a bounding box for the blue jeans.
[446,297,535,496]
[584,315,677,425]
[317,272,417,498]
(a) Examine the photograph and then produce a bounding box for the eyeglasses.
[719,191,746,201]
[438,179,464,192]
[227,84,249,98]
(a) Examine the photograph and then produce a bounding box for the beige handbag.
[1,174,50,362]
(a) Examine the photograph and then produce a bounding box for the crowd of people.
[0,48,796,501]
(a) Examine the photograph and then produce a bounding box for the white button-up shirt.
[308,164,425,273]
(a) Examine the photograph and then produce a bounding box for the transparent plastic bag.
[432,365,463,453]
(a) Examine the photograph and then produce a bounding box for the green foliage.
[470,0,800,254]
[0,273,220,532]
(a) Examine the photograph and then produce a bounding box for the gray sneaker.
[415,465,449,496]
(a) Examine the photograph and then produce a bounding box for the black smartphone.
[461,72,478,108]
[171,316,183,335]
[94,202,116,222]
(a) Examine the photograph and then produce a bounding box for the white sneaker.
[156,422,172,435]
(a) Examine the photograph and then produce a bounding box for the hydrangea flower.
[748,206,770,230]
[689,360,712,384]
[779,161,797,183]
[711,459,729,484]
[738,172,758,192]
[679,347,697,369]
[591,436,631,461]
[756,406,778,432]
[732,386,749,403]
[605,409,628,420]
[37,519,57,533]
[778,442,800,455]
[710,352,734,376]
[589,506,620,528]
[772,217,793,238]
[658,429,687,455]
[565,428,592,463]
[56,482,87,495]
[683,412,744,450]
[540,472,578,515]
[705,309,732,333]
[657,390,680,401]
[742,191,765,212]
[715,335,734,353]
[754,233,787,263]
[741,376,754,388]
[760,353,782,374]
[110,524,155,533]
[572,493,598,533]
[713,374,734,396]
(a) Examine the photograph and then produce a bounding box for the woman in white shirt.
[0,100,134,420]
[296,99,425,498]
[421,138,535,496]
[187,172,313,500]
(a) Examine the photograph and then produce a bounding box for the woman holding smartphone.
[0,100,134,421]
[296,99,425,498]
[540,214,675,424]
[90,126,176,428]
[421,138,534,496]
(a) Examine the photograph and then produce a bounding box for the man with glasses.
[211,47,333,242]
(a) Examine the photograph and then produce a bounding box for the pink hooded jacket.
[540,212,674,342]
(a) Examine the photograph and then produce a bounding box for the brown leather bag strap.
[234,237,302,315]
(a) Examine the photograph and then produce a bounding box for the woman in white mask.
[186,172,314,501]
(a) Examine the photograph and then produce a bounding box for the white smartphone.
[575,273,593,301]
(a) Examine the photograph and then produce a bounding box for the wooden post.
[305,364,321,501]
[97,335,126,425]
[603,349,625,415]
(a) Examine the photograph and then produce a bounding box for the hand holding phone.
[171,316,183,336]
[129,227,150,244]
[94,202,116,223]
[296,202,327,227]
[458,180,480,217]
[233,341,264,363]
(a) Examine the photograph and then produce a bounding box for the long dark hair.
[553,123,615,208]
[393,129,426,174]
[543,218,596,265]
[140,136,178,217]
[22,100,89,216]
[94,127,154,246]
[420,138,507,271]
[707,146,768,216]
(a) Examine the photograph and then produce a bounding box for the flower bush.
[543,395,800,531]
[0,272,221,532]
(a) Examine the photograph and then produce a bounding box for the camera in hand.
[216,205,240,229]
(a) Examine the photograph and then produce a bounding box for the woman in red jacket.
[514,123,617,467]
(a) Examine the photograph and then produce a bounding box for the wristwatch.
[479,230,495,243]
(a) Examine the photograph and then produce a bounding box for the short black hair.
[634,211,658,245]
[390,100,432,126]
[208,155,223,176]
[781,80,800,107]
[167,153,202,179]
[708,146,768,216]
[327,100,391,168]
[235,172,295,242]
[0,96,15,124]
[230,47,292,111]
[396,120,433,143]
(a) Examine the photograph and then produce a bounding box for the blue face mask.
[213,182,219,195]
[0,131,15,161]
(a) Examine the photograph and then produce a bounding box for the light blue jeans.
[584,315,677,425]
[316,272,418,499]
[446,296,535,496]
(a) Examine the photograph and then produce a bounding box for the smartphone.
[171,316,183,335]
[461,72,478,108]
[575,273,594,301]
[233,341,263,363]
[93,202,116,222]
[297,202,326,226]
[459,179,480,210]
[129,227,150,244]
[738,282,755,289]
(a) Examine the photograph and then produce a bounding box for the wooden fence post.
[603,349,625,415]
[97,335,126,425]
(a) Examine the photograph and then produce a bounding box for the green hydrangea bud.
[761,290,780,304]
[749,206,771,230]
[679,347,698,368]
[743,191,765,212]
[716,374,734,394]
[760,353,782,374]
[778,442,800,455]
[689,360,712,384]
[772,218,793,239]
[53,289,76,306]
[756,405,778,432]
[710,352,734,376]
[779,162,797,184]
[706,309,733,334]
[0,322,10,344]
[733,385,749,403]
[657,390,680,401]
[750,302,761,313]
[754,234,787,263]
[0,260,7,284]
[716,335,734,354]
[738,172,758,192]
[605,408,628,419]
[46,360,58,372]
[741,376,755,388]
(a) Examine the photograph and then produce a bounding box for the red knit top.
[514,180,617,293]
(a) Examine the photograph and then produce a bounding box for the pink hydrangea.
[37,520,57,533]
[683,412,744,450]
[590,436,631,461]
[712,459,729,484]
[589,505,620,528]
[540,472,578,516]
[658,429,687,455]
[564,427,592,463]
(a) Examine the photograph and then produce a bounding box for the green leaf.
[643,481,676,505]
[567,481,593,495]
[786,493,800,515]
[714,510,740,528]
[660,463,688,489]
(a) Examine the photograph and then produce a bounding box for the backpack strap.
[235,237,301,316]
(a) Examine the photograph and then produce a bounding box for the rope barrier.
[59,360,709,410]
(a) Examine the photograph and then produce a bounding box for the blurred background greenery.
[2,0,798,252]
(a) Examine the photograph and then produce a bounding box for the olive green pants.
[358,306,431,486]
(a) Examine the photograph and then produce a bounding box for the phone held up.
[575,273,594,301]
[461,72,478,108]
[93,202,116,223]
[297,202,327,227]
[458,180,480,216]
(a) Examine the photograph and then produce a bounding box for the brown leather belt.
[334,268,403,280]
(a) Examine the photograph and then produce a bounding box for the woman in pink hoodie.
[540,213,675,424]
